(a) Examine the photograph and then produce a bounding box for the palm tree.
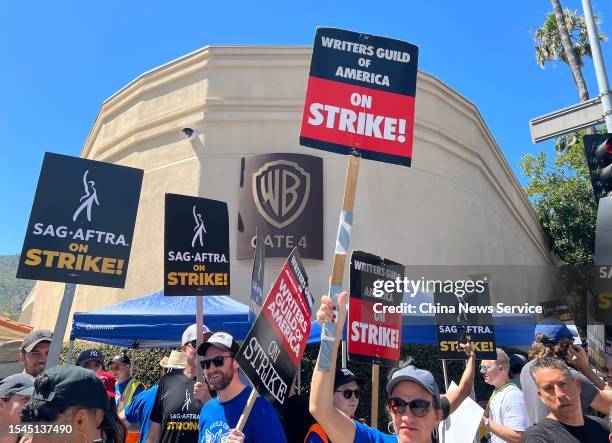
[534,3,607,102]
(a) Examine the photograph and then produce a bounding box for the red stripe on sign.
[347,297,402,362]
[300,77,415,159]
[262,263,312,366]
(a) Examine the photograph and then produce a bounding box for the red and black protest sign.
[164,193,230,296]
[348,251,404,367]
[434,281,496,359]
[236,248,314,406]
[300,27,419,166]
[17,153,143,288]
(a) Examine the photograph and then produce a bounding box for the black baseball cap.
[76,349,105,367]
[108,354,130,366]
[0,373,34,398]
[334,368,364,390]
[32,366,117,433]
[386,365,441,404]
[21,329,53,353]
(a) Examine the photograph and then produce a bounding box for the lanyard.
[485,382,514,416]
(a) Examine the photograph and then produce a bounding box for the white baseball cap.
[181,323,212,346]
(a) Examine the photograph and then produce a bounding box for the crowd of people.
[1,293,611,443]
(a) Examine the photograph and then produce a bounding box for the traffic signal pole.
[582,0,612,131]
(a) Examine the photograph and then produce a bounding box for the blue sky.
[1,0,611,255]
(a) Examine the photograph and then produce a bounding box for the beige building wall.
[22,46,555,336]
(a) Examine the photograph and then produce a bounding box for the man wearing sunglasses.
[304,368,363,442]
[480,348,528,443]
[196,332,287,443]
[147,324,213,443]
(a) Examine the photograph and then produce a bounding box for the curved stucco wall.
[23,46,554,335]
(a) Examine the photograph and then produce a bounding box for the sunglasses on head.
[335,389,360,399]
[388,398,431,417]
[200,355,233,370]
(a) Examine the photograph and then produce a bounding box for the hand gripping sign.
[17,152,143,288]
[164,193,230,296]
[300,27,419,166]
[236,247,314,407]
[348,251,405,367]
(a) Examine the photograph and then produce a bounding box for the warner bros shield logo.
[253,160,310,229]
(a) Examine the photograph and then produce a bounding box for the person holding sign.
[310,292,476,443]
[196,332,287,443]
[146,324,213,443]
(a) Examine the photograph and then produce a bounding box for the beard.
[208,367,234,392]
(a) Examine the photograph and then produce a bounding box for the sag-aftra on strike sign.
[300,27,419,166]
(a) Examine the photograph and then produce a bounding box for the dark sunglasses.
[335,389,360,399]
[200,355,232,369]
[388,398,431,417]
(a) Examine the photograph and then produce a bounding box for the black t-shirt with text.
[150,371,203,443]
[523,416,609,443]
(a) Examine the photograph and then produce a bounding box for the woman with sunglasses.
[310,292,474,443]
[305,368,363,442]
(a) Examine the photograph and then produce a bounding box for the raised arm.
[309,292,356,443]
[443,341,475,414]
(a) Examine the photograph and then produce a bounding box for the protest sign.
[434,281,496,359]
[348,250,404,366]
[237,153,323,259]
[236,248,314,406]
[248,227,266,323]
[17,152,143,288]
[438,382,484,443]
[300,27,419,166]
[587,323,606,371]
[164,193,230,296]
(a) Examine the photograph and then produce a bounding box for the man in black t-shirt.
[524,357,609,442]
[146,324,213,443]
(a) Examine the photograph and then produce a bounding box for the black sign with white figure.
[164,193,230,296]
[17,152,143,288]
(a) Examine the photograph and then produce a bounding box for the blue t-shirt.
[353,421,396,443]
[124,385,158,443]
[198,386,287,443]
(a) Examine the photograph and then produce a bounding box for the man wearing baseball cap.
[108,353,145,443]
[0,373,34,441]
[520,319,612,425]
[108,354,145,413]
[147,324,213,443]
[196,332,287,443]
[19,329,52,378]
[19,365,121,443]
[76,348,105,372]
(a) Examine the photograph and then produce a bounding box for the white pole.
[582,0,612,131]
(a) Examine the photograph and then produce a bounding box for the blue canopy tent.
[71,289,537,350]
[70,290,251,348]
[307,291,538,347]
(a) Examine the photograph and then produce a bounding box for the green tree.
[534,4,606,101]
[520,132,596,264]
